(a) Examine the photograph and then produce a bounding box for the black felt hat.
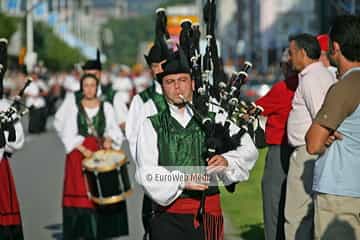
[82,49,101,71]
[156,48,191,83]
[144,42,166,66]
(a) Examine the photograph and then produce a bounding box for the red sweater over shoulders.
[255,75,298,145]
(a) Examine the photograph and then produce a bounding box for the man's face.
[151,60,166,75]
[162,73,194,106]
[289,40,304,71]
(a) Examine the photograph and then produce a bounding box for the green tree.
[102,15,153,66]
[102,0,195,65]
[34,22,85,71]
[0,13,18,39]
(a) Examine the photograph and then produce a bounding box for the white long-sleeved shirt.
[54,93,76,136]
[24,79,48,108]
[0,99,25,162]
[62,75,80,93]
[54,87,107,138]
[113,91,129,125]
[112,76,133,104]
[125,81,162,161]
[287,62,336,147]
[54,98,124,153]
[135,103,259,206]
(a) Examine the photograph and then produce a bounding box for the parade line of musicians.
[1,10,360,240]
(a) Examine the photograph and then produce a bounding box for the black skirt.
[63,202,129,240]
[28,107,47,133]
[0,225,23,240]
[150,212,204,240]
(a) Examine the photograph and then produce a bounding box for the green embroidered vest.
[139,83,167,113]
[75,92,106,137]
[149,110,219,198]
[75,90,83,104]
[101,85,116,103]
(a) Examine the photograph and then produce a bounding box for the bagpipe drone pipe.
[177,0,264,222]
[155,8,171,61]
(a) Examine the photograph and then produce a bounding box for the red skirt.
[62,137,100,209]
[0,158,22,226]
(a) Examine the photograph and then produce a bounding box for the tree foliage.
[34,22,85,71]
[0,13,18,40]
[102,0,195,65]
[102,15,154,66]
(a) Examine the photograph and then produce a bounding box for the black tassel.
[6,124,16,142]
[0,128,5,148]
[0,39,8,99]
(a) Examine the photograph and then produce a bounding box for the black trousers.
[142,194,153,239]
[150,212,204,240]
[28,107,47,133]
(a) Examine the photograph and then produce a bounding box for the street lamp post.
[26,0,33,53]
[351,0,356,14]
[24,0,37,73]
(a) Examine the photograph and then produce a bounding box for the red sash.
[164,194,224,240]
[0,158,22,226]
[62,137,99,209]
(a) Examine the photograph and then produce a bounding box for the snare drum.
[82,149,132,205]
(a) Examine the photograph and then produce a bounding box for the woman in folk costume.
[0,38,25,240]
[54,73,128,239]
[54,55,103,134]
[135,50,259,240]
[54,50,111,137]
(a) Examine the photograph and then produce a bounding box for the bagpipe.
[0,38,32,147]
[155,8,171,61]
[177,0,264,222]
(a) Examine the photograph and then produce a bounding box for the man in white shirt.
[126,8,172,239]
[62,69,81,95]
[112,65,133,105]
[285,33,336,239]
[135,50,258,240]
[24,71,49,134]
[126,7,172,163]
